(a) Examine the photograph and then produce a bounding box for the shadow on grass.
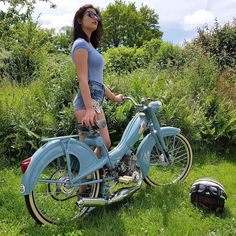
[86,183,187,229]
[19,199,127,236]
[18,184,185,235]
[19,208,127,236]
[191,204,234,219]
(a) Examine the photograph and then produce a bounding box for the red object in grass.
[21,157,32,174]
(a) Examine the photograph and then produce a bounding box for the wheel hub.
[57,177,74,195]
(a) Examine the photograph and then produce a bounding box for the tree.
[194,18,236,70]
[0,0,58,84]
[0,0,55,41]
[52,26,73,54]
[1,21,55,83]
[101,0,162,50]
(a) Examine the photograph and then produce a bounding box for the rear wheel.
[144,134,192,186]
[25,154,100,225]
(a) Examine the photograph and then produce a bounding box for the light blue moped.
[20,97,192,225]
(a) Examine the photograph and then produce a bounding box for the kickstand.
[85,207,97,216]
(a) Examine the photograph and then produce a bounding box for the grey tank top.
[71,38,104,84]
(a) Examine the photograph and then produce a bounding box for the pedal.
[118,175,134,184]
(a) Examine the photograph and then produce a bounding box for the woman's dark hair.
[73,4,103,48]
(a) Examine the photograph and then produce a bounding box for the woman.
[72,4,123,153]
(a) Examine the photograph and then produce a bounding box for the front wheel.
[24,154,100,225]
[144,134,192,186]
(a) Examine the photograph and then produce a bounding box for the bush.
[1,21,54,85]
[103,40,184,74]
[1,30,236,161]
[0,46,11,79]
[103,47,145,74]
[194,19,236,70]
[0,80,53,160]
[142,38,162,62]
[0,54,78,161]
[153,42,185,69]
[104,47,236,152]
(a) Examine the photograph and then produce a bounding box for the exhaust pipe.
[77,181,141,207]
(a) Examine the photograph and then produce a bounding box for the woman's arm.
[74,48,96,126]
[104,85,123,102]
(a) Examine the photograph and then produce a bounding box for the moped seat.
[77,123,99,137]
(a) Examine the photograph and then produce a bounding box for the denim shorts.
[73,80,105,112]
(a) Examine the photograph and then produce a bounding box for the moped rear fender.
[136,127,180,178]
[21,138,104,195]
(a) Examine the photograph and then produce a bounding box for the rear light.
[21,157,32,174]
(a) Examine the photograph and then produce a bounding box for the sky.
[1,0,236,44]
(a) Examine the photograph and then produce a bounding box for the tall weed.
[104,48,236,152]
[0,54,77,161]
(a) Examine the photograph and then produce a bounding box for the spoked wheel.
[24,154,100,225]
[144,134,192,186]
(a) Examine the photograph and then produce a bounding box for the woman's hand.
[113,94,124,103]
[82,108,96,127]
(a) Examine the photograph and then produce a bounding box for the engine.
[117,154,137,176]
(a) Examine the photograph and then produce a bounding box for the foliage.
[153,42,185,69]
[1,43,235,160]
[0,2,235,159]
[52,26,73,54]
[103,47,145,74]
[194,18,236,70]
[103,46,236,152]
[0,0,55,39]
[101,0,162,50]
[0,1,60,84]
[103,40,184,74]
[164,48,235,151]
[0,45,11,77]
[1,21,53,84]
[142,38,162,62]
[0,54,77,161]
[0,79,53,160]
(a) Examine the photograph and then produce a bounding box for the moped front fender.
[136,127,180,178]
[21,138,103,195]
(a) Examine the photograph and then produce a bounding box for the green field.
[0,151,235,236]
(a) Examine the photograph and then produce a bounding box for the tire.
[24,154,100,225]
[144,134,192,186]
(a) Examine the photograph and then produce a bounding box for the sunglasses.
[84,11,101,21]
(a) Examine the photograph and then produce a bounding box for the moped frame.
[20,98,180,195]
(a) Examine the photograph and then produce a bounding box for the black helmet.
[190,178,227,213]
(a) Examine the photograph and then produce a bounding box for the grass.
[0,151,236,236]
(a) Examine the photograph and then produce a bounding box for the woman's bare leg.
[75,110,111,193]
[95,112,111,156]
[75,110,86,141]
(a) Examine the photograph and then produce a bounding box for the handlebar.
[122,96,143,107]
[122,96,154,107]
